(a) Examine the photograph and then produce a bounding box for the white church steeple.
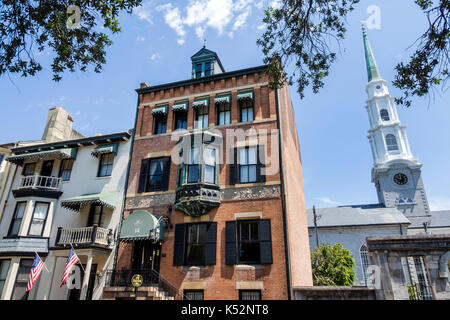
[362,26,430,217]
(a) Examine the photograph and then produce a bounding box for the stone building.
[0,107,131,300]
[103,47,312,300]
[366,234,450,300]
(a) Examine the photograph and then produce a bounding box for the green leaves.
[257,0,359,99]
[258,0,449,108]
[311,243,356,286]
[0,0,142,81]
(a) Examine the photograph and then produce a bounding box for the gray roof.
[408,210,450,229]
[307,204,410,228]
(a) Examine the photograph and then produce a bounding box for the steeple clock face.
[393,173,408,185]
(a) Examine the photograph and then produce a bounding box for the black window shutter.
[225,221,237,265]
[256,145,266,183]
[259,219,273,264]
[205,222,217,265]
[161,156,171,191]
[138,159,150,193]
[173,224,186,266]
[229,148,238,185]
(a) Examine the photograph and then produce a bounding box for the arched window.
[380,109,390,121]
[360,244,369,286]
[385,134,399,151]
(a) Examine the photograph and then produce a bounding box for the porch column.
[80,255,93,300]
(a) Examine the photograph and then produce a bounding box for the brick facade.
[109,61,312,300]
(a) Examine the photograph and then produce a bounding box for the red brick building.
[103,48,312,300]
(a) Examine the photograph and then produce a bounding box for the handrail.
[105,269,187,300]
[19,174,62,190]
[151,269,188,300]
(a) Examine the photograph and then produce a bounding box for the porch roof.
[60,192,119,212]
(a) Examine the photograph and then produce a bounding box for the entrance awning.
[91,144,118,158]
[6,148,77,166]
[119,210,165,242]
[60,192,119,212]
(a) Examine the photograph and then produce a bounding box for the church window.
[385,134,398,151]
[380,109,390,121]
[360,244,370,286]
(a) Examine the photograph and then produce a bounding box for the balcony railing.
[105,269,186,300]
[19,174,62,190]
[56,226,112,248]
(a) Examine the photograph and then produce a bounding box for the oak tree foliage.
[257,0,450,107]
[0,0,142,81]
[311,243,356,286]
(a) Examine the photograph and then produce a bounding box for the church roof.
[408,210,450,229]
[307,204,410,229]
[362,26,381,82]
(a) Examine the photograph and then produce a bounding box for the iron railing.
[105,269,186,300]
[19,174,62,190]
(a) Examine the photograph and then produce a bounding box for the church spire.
[362,25,381,82]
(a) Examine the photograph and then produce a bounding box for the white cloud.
[157,3,186,44]
[151,53,161,60]
[135,1,154,24]
[177,39,185,45]
[429,196,450,211]
[315,197,342,206]
[136,36,146,42]
[255,0,264,9]
[150,0,255,43]
[257,23,266,30]
[269,0,282,9]
[233,6,251,30]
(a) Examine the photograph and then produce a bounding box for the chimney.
[41,107,76,142]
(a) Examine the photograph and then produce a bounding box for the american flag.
[26,254,45,292]
[60,248,79,288]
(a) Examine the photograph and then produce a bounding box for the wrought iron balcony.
[174,183,221,217]
[13,174,63,199]
[55,226,113,248]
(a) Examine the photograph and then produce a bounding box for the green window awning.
[214,94,231,105]
[119,210,165,242]
[6,148,77,166]
[172,101,188,113]
[91,143,118,158]
[60,192,119,212]
[192,98,209,109]
[237,91,253,101]
[152,105,168,116]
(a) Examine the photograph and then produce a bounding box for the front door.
[132,241,161,272]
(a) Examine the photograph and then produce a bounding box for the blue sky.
[0,0,449,211]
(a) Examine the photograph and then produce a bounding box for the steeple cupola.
[191,47,225,79]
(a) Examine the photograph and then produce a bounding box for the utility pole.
[313,206,320,247]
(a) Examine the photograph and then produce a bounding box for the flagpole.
[69,243,85,273]
[35,252,50,273]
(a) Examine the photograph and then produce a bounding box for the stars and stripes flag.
[26,254,45,292]
[60,247,79,288]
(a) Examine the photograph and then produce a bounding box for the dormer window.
[191,47,224,79]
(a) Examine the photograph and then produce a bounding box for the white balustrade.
[57,227,111,246]
[19,174,62,190]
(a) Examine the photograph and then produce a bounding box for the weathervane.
[360,20,367,30]
[203,38,207,48]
